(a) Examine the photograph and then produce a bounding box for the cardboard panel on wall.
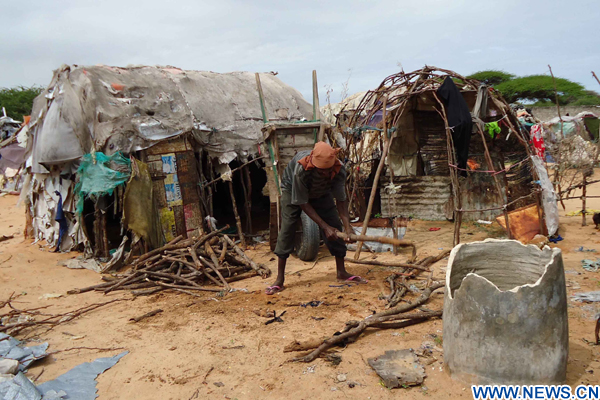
[164,173,183,206]
[184,203,202,234]
[159,207,177,242]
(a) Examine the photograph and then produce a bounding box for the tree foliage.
[467,70,515,86]
[496,75,600,105]
[0,86,43,120]
[467,70,600,106]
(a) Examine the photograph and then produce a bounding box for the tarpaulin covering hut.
[20,64,312,256]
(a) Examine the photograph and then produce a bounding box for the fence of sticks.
[69,226,271,297]
[542,68,600,227]
[333,66,541,256]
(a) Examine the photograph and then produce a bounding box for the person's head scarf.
[298,141,342,178]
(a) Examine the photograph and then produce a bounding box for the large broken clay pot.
[443,239,568,384]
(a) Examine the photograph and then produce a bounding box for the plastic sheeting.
[0,372,42,400]
[21,173,83,251]
[0,352,127,400]
[0,144,27,174]
[28,65,313,172]
[74,152,130,214]
[531,155,559,236]
[0,334,48,372]
[37,351,128,399]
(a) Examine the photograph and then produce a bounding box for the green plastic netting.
[75,152,131,214]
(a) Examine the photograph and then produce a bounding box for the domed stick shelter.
[335,66,554,258]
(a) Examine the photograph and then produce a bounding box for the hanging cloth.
[485,121,501,139]
[437,77,473,176]
[530,124,545,159]
[53,191,68,252]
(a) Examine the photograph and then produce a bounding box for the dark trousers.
[274,191,347,259]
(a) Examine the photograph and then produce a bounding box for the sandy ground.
[1,177,600,400]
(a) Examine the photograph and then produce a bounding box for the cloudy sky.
[2,0,599,103]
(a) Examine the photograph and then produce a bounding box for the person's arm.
[335,199,355,243]
[300,203,338,241]
[336,199,352,234]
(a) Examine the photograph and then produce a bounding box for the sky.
[2,0,599,104]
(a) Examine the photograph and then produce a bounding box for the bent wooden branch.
[289,282,444,362]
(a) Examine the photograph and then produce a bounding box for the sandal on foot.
[265,285,285,295]
[339,275,368,284]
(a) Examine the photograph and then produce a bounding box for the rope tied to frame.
[448,157,530,176]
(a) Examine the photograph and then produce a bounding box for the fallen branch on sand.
[0,295,126,338]
[283,249,450,362]
[129,309,163,323]
[288,283,444,362]
[46,346,127,356]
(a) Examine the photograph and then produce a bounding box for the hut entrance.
[210,158,269,236]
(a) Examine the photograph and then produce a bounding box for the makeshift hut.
[20,64,313,257]
[537,111,600,226]
[0,116,29,192]
[336,67,552,254]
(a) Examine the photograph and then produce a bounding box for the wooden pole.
[592,71,600,86]
[582,176,587,226]
[243,165,253,234]
[337,232,416,260]
[548,65,564,139]
[476,125,512,238]
[312,70,320,122]
[255,73,269,124]
[240,166,252,234]
[201,156,267,189]
[227,180,246,248]
[433,93,462,246]
[354,96,389,259]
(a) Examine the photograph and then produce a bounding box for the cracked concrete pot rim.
[445,238,562,300]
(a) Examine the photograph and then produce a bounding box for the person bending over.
[266,142,367,295]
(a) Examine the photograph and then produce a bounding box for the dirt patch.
[1,174,600,399]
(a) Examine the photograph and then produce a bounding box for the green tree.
[0,86,44,120]
[467,70,600,106]
[495,75,600,105]
[467,70,515,86]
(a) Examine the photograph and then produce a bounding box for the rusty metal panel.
[459,172,505,221]
[380,176,452,220]
[504,152,534,211]
[173,205,187,237]
[147,160,164,178]
[146,137,191,155]
[184,203,202,234]
[414,111,448,176]
[153,180,168,209]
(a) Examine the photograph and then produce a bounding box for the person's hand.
[343,228,356,243]
[322,225,339,242]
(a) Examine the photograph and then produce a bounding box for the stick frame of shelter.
[340,67,537,246]
[548,65,563,136]
[227,179,246,248]
[592,71,600,86]
[433,93,463,245]
[354,96,390,259]
[239,165,252,233]
[475,124,512,238]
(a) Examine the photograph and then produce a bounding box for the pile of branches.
[286,249,450,362]
[69,226,271,297]
[0,292,124,338]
